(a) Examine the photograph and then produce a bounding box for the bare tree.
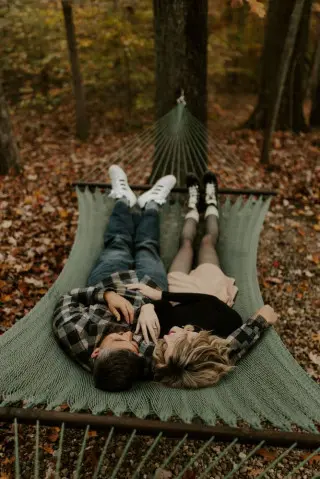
[0,79,20,175]
[62,0,89,140]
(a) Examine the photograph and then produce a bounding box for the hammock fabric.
[1,189,320,432]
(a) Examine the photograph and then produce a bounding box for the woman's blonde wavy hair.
[153,331,234,389]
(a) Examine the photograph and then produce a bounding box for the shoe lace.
[118,178,127,191]
[188,185,199,209]
[206,183,216,200]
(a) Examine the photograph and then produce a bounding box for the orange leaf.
[1,456,15,465]
[301,453,320,464]
[41,444,54,455]
[58,209,69,218]
[88,430,98,438]
[48,427,60,442]
[256,448,278,461]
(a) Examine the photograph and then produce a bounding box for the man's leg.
[134,201,168,290]
[87,199,135,286]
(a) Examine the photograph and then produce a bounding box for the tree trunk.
[261,0,307,164]
[0,80,20,176]
[310,32,320,127]
[62,0,89,140]
[153,0,208,124]
[245,0,311,132]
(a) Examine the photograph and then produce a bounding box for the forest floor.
[0,97,319,478]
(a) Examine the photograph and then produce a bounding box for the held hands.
[135,304,160,343]
[257,305,279,325]
[104,291,134,324]
[129,283,162,301]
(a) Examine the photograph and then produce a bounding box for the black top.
[153,291,243,338]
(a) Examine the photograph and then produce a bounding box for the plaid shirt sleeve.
[227,314,270,363]
[52,285,115,371]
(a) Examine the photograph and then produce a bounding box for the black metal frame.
[72,182,277,197]
[0,408,319,450]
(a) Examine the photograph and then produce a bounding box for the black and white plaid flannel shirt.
[52,270,159,372]
[227,314,269,363]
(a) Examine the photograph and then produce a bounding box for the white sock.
[205,205,219,219]
[185,208,199,222]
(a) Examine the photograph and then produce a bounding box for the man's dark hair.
[93,349,150,392]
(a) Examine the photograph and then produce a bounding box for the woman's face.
[163,327,198,363]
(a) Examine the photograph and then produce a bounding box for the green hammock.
[1,188,320,432]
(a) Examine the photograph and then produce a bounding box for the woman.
[130,172,278,389]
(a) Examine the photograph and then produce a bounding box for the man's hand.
[135,304,160,343]
[129,283,162,301]
[256,305,278,325]
[104,291,134,324]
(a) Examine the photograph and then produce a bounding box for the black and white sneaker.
[186,173,201,210]
[108,165,137,207]
[203,171,219,213]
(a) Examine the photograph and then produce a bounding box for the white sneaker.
[108,165,137,207]
[138,175,176,208]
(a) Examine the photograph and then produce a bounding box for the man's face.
[91,331,139,358]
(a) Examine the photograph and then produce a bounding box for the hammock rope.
[80,103,240,186]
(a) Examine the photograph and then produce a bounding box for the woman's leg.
[169,174,201,274]
[168,217,197,274]
[197,212,220,266]
[198,171,220,266]
[87,199,135,286]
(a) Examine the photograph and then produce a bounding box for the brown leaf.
[265,277,283,284]
[154,469,172,479]
[256,448,278,462]
[311,332,320,343]
[182,471,196,479]
[88,430,98,438]
[247,468,264,478]
[309,352,320,366]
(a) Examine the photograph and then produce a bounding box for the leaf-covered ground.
[0,106,319,478]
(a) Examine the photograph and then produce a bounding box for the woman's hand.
[135,304,160,343]
[256,305,278,325]
[104,291,134,324]
[129,283,162,301]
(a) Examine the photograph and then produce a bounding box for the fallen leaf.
[1,220,12,229]
[182,471,196,479]
[88,430,98,437]
[48,427,60,442]
[247,468,264,478]
[301,453,320,464]
[41,444,54,455]
[154,468,172,479]
[256,448,278,461]
[312,332,320,343]
[0,456,15,465]
[265,277,283,284]
[309,352,320,366]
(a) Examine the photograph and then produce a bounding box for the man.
[53,165,176,392]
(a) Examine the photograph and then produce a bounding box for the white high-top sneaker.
[138,175,176,208]
[108,165,137,207]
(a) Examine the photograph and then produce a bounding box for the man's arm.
[227,305,278,363]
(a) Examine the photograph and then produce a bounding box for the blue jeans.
[87,201,168,290]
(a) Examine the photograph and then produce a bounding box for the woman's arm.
[227,305,278,362]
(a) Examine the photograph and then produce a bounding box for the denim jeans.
[87,200,168,290]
